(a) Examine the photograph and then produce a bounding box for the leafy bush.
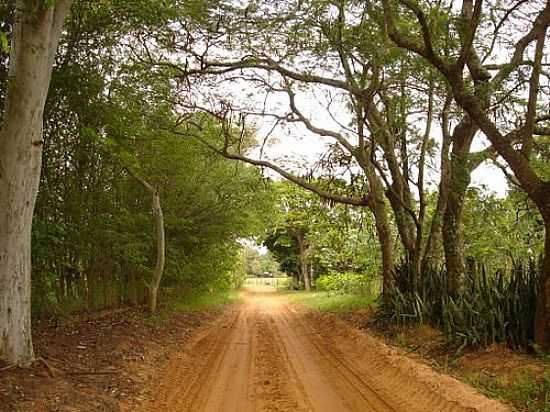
[316,272,375,295]
[380,260,540,349]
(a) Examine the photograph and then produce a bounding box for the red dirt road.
[133,289,510,412]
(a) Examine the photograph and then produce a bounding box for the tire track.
[274,303,396,411]
[140,306,245,411]
[135,289,511,412]
[291,305,509,412]
[251,307,311,411]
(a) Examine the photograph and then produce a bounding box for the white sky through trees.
[251,88,509,197]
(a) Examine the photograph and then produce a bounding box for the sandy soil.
[133,289,510,412]
[0,305,221,411]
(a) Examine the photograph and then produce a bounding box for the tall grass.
[379,260,540,349]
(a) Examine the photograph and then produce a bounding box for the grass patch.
[284,291,377,313]
[464,370,550,412]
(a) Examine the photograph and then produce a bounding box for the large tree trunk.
[442,117,477,295]
[302,261,311,292]
[442,187,468,295]
[374,203,394,302]
[0,0,72,366]
[442,157,470,294]
[366,106,417,276]
[422,181,448,269]
[422,122,451,271]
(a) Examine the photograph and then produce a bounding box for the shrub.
[316,272,375,295]
[379,260,540,349]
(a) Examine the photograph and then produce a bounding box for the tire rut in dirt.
[252,308,312,412]
[275,304,396,412]
[294,306,499,412]
[145,307,243,411]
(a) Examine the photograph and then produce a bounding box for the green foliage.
[0,31,8,53]
[264,229,300,278]
[145,288,240,325]
[163,289,240,313]
[462,188,544,267]
[316,272,378,296]
[241,246,282,278]
[26,0,276,317]
[5,0,546,360]
[380,260,540,349]
[286,291,378,313]
[264,181,380,284]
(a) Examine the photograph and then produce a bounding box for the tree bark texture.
[442,118,477,295]
[362,162,394,301]
[148,191,165,313]
[0,0,72,366]
[422,130,450,271]
[366,105,418,275]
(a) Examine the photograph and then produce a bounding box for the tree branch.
[491,1,550,89]
[169,127,369,207]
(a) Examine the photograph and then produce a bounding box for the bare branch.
[185,57,361,95]
[382,0,450,75]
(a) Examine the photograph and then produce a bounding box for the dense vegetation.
[1,0,550,367]
[1,3,274,318]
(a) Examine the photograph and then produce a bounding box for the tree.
[126,168,165,313]
[265,181,380,289]
[382,0,550,347]
[265,183,316,290]
[462,188,545,268]
[243,247,263,277]
[155,0,496,299]
[159,0,400,298]
[264,230,300,282]
[0,0,73,366]
[0,0,275,365]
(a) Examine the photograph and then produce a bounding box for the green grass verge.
[464,370,550,412]
[284,291,377,313]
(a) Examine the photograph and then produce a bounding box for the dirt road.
[134,289,510,412]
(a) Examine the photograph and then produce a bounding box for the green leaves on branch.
[0,31,8,54]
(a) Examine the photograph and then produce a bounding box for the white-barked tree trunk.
[0,0,72,366]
